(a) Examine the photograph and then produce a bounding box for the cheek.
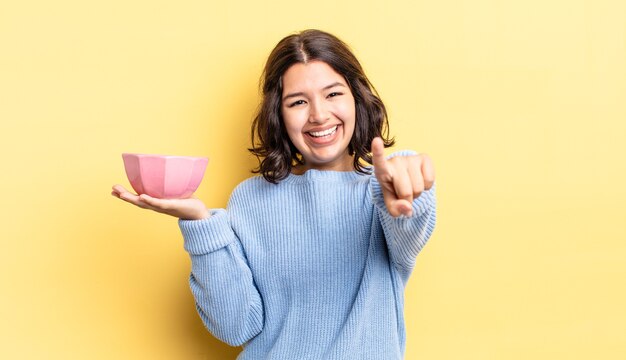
[283,124,299,144]
[336,95,356,117]
[282,112,304,142]
[340,102,356,140]
[337,101,356,128]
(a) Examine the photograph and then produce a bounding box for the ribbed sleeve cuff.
[178,209,236,255]
[386,149,418,159]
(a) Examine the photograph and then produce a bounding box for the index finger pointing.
[371,137,390,176]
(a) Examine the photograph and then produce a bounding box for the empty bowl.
[122,153,209,199]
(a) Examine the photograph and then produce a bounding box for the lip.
[304,124,341,146]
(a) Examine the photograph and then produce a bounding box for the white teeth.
[309,125,338,137]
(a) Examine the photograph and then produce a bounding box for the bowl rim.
[122,153,208,161]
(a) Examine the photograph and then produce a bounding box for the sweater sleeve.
[369,150,437,283]
[178,209,264,346]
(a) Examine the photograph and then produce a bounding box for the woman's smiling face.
[281,60,356,172]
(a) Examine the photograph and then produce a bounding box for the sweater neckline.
[282,168,371,184]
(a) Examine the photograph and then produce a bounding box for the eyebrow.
[282,82,346,102]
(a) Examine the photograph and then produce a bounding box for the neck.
[292,155,354,175]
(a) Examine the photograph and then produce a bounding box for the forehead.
[281,61,347,91]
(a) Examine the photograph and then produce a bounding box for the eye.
[327,92,342,98]
[288,99,306,108]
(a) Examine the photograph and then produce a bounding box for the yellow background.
[1,0,625,358]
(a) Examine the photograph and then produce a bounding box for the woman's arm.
[370,177,436,282]
[179,210,264,347]
[369,138,437,283]
[111,185,264,346]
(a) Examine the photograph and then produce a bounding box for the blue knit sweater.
[178,155,436,359]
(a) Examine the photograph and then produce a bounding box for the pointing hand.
[371,137,435,217]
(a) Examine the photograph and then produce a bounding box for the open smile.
[304,125,341,145]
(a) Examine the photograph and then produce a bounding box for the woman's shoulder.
[227,174,291,213]
[231,175,271,196]
[230,174,291,200]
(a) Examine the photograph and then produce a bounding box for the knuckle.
[410,155,422,167]
[412,180,425,198]
[388,206,400,217]
[377,171,392,183]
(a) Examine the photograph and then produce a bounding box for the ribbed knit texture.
[178,152,437,359]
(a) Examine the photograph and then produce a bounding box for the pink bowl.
[122,153,209,199]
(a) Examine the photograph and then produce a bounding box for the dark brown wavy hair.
[249,29,395,183]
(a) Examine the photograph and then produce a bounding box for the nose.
[308,99,330,124]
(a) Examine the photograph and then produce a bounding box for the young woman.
[112,29,436,359]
